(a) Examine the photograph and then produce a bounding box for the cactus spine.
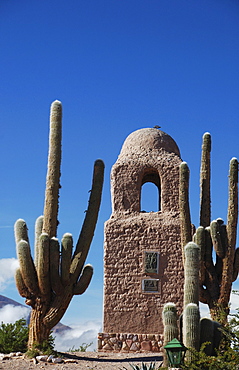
[15,101,104,349]
[179,132,238,323]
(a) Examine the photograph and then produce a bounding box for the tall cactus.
[14,101,104,349]
[181,242,200,360]
[183,242,200,308]
[179,132,238,323]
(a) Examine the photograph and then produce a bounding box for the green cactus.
[199,317,221,356]
[14,101,104,349]
[183,242,200,308]
[179,132,238,323]
[179,241,200,359]
[199,132,211,228]
[179,161,192,263]
[183,303,200,361]
[162,302,179,345]
[199,317,214,355]
[162,302,178,366]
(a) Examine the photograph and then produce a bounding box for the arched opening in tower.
[140,170,161,212]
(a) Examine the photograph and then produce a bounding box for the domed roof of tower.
[119,128,180,157]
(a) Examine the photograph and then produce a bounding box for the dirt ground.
[0,351,164,370]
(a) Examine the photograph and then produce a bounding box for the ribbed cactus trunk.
[162,302,178,367]
[181,242,200,360]
[179,132,238,324]
[162,302,179,344]
[183,242,200,308]
[183,303,200,362]
[15,101,104,349]
[28,299,51,347]
[179,161,192,264]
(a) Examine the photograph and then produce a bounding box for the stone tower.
[99,128,184,352]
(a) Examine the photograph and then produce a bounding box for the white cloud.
[199,302,210,318]
[0,258,19,292]
[0,304,30,324]
[230,291,239,314]
[54,320,101,352]
[199,291,239,319]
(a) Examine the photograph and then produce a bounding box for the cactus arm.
[17,240,39,296]
[226,158,238,253]
[214,220,226,284]
[14,219,29,245]
[70,159,104,282]
[218,221,228,255]
[203,227,220,306]
[220,158,238,306]
[204,226,213,266]
[42,100,62,238]
[73,264,93,295]
[199,132,211,227]
[37,233,50,296]
[179,161,192,263]
[194,226,205,284]
[49,237,63,295]
[15,268,32,299]
[61,233,73,286]
[34,215,44,269]
[210,220,225,258]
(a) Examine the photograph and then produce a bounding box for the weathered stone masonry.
[99,128,184,352]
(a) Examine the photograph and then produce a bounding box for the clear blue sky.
[0,0,239,327]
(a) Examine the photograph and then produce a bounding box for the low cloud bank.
[0,258,19,291]
[0,304,100,352]
[0,304,30,323]
[54,320,102,352]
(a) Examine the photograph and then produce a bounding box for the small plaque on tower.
[142,279,159,292]
[144,251,159,274]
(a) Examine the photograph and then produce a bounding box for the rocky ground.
[0,351,164,369]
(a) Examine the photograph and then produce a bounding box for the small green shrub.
[26,333,56,358]
[67,342,93,352]
[181,343,239,370]
[0,318,28,353]
[68,341,93,352]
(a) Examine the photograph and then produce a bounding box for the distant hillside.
[0,294,71,333]
[0,294,25,309]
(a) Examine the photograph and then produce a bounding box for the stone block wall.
[103,213,184,334]
[98,332,164,352]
